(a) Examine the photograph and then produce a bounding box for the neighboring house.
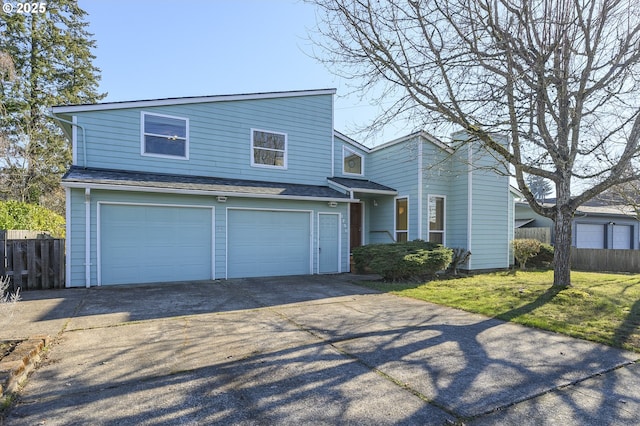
[515,201,640,249]
[51,88,514,287]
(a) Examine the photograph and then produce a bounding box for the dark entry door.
[350,203,362,251]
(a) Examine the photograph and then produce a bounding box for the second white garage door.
[227,209,312,278]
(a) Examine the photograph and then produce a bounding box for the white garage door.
[227,209,311,278]
[100,204,213,285]
[613,225,632,249]
[575,223,605,249]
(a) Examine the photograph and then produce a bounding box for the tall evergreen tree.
[0,0,105,212]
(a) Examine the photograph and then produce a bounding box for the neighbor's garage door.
[575,223,605,249]
[100,204,213,285]
[612,225,632,249]
[227,209,311,278]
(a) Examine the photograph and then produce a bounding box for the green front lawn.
[356,270,640,352]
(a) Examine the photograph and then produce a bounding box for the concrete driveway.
[2,274,639,425]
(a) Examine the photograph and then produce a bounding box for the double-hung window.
[428,196,445,244]
[141,112,188,159]
[252,129,287,168]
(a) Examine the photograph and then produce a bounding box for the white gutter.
[84,187,91,288]
[62,181,359,203]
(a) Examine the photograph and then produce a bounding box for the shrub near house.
[352,240,453,281]
[512,238,541,270]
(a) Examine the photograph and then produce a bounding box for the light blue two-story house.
[51,88,514,287]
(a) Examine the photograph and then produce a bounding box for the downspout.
[418,141,423,239]
[65,187,71,288]
[48,113,87,168]
[85,187,91,288]
[467,142,473,268]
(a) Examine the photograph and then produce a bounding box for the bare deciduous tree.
[309,0,640,287]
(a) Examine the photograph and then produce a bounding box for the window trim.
[140,111,189,160]
[342,146,364,176]
[395,196,409,242]
[251,128,288,169]
[427,194,446,244]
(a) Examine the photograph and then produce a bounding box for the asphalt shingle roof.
[63,166,351,200]
[328,177,396,193]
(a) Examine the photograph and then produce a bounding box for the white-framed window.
[251,129,287,169]
[343,147,364,175]
[428,195,445,244]
[395,197,408,242]
[141,112,189,159]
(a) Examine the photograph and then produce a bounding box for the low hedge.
[352,240,453,281]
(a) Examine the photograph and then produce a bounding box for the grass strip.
[356,270,640,352]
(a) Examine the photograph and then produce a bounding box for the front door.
[350,203,362,251]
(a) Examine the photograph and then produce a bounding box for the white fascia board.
[371,131,453,154]
[61,181,359,203]
[333,130,372,153]
[52,88,337,114]
[348,188,397,195]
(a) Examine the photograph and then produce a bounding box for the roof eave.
[61,181,357,203]
[370,131,453,154]
[52,88,337,114]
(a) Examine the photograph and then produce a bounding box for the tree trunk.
[553,208,573,288]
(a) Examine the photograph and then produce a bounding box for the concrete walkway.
[1,275,639,425]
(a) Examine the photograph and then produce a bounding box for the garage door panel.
[228,210,311,278]
[575,223,605,249]
[613,225,632,249]
[100,204,213,285]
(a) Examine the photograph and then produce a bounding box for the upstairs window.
[343,147,363,175]
[141,112,189,159]
[252,129,287,168]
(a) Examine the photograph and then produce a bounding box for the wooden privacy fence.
[0,231,65,290]
[515,227,551,244]
[571,248,640,273]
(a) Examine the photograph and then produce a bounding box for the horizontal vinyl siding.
[447,151,470,250]
[469,145,511,269]
[74,94,333,186]
[68,188,87,286]
[368,140,419,241]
